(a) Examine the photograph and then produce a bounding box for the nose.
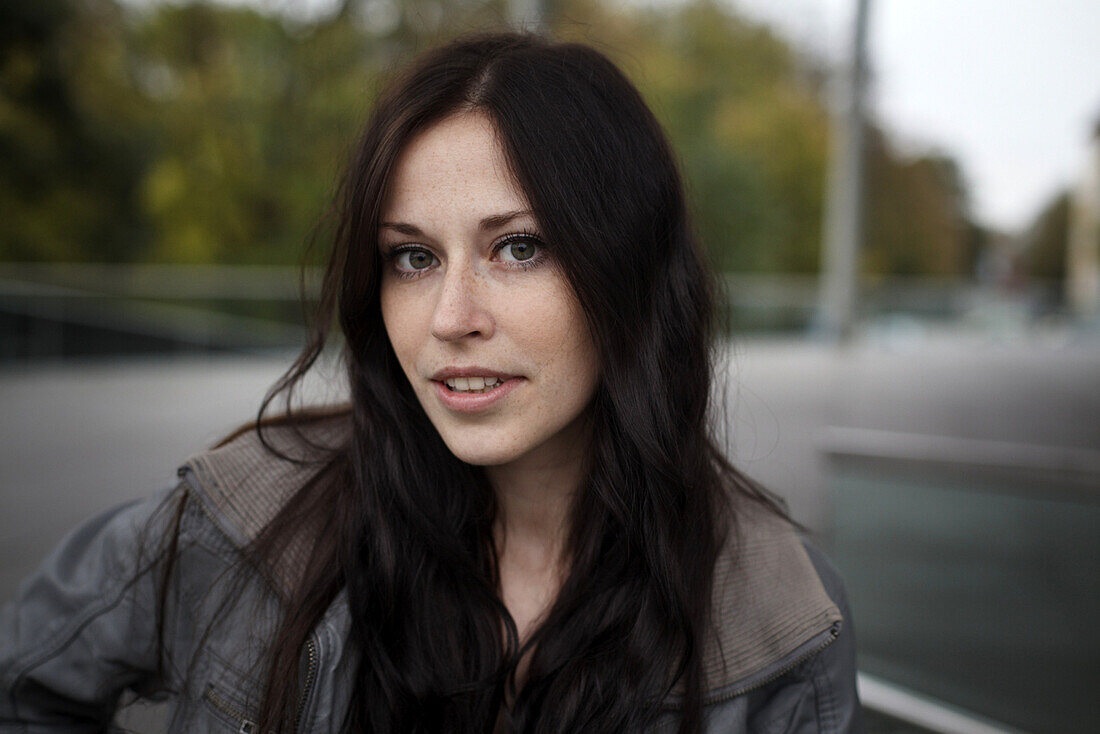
[429,261,494,342]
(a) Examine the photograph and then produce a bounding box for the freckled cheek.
[381,288,430,379]
[508,320,597,407]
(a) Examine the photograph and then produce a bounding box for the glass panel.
[830,456,1100,733]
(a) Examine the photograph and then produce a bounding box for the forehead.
[382,112,530,221]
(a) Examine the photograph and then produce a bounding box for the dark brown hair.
[240,31,779,733]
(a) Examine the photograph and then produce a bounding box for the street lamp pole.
[820,0,872,341]
[509,0,547,33]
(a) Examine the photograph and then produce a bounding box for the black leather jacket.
[1,422,862,732]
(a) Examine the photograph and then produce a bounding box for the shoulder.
[179,409,352,590]
[691,502,862,731]
[702,500,846,693]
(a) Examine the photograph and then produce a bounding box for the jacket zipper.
[293,636,320,734]
[199,638,319,734]
[203,684,257,734]
[702,621,842,706]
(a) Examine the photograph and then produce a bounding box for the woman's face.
[379,112,599,470]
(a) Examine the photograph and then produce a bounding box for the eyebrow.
[379,210,534,236]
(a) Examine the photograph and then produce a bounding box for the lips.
[428,368,523,413]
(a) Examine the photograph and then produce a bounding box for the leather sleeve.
[0,486,181,732]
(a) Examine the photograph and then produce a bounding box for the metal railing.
[0,263,314,358]
[0,262,1071,358]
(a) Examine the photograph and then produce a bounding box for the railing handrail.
[1,263,1034,304]
[0,262,1066,323]
[0,263,322,301]
[858,672,1030,734]
[820,425,1100,479]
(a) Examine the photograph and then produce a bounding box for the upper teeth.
[444,376,504,393]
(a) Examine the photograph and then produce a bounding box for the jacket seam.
[5,570,138,718]
[201,680,258,729]
[3,487,215,713]
[180,471,291,601]
[809,649,837,734]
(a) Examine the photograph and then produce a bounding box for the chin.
[441,439,522,467]
[432,421,534,467]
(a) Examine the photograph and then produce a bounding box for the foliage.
[554,0,831,273]
[0,0,976,276]
[1024,191,1069,281]
[863,129,972,277]
[128,3,367,263]
[0,0,150,261]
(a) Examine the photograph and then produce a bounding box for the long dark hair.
[244,32,779,734]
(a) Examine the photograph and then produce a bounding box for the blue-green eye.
[496,236,541,263]
[394,248,437,272]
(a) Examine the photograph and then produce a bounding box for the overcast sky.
[734,0,1100,233]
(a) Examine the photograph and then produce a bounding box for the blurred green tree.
[864,130,973,277]
[557,0,977,276]
[556,0,831,273]
[130,3,348,263]
[109,0,504,264]
[1024,191,1069,282]
[0,0,151,261]
[1,0,977,278]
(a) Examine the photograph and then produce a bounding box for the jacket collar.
[181,416,841,696]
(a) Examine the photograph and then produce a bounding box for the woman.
[0,33,860,733]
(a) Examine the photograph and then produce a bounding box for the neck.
[485,409,592,561]
[486,448,583,564]
[485,429,589,641]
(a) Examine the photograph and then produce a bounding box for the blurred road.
[2,332,1099,604]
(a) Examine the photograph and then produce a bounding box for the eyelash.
[494,230,546,270]
[384,230,548,280]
